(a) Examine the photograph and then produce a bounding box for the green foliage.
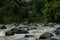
[0,0,60,23]
[43,0,60,23]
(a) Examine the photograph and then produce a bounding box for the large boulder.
[5,31,14,36]
[39,32,53,39]
[0,25,6,29]
[11,28,29,34]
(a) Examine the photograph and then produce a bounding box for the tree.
[43,0,60,23]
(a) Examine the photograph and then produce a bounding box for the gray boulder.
[5,31,14,36]
[39,32,53,39]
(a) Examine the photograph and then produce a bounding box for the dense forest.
[0,0,60,23]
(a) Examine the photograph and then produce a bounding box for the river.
[0,24,60,40]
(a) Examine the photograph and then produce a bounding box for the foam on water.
[0,30,5,36]
[0,24,60,40]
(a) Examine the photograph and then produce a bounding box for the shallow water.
[0,24,60,40]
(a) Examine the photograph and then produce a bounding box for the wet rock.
[19,27,29,29]
[17,29,29,34]
[51,38,57,40]
[37,38,57,40]
[57,27,60,29]
[5,31,14,36]
[15,24,20,27]
[0,25,6,29]
[11,28,29,34]
[23,21,31,25]
[23,21,28,25]
[43,23,54,27]
[44,24,49,26]
[19,27,30,30]
[11,28,19,33]
[25,35,34,38]
[39,32,53,39]
[54,27,60,35]
[36,38,50,40]
[31,27,37,29]
[48,23,54,27]
[27,27,31,30]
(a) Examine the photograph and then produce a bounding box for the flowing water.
[0,24,60,40]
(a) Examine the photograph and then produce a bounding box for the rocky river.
[0,23,60,40]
